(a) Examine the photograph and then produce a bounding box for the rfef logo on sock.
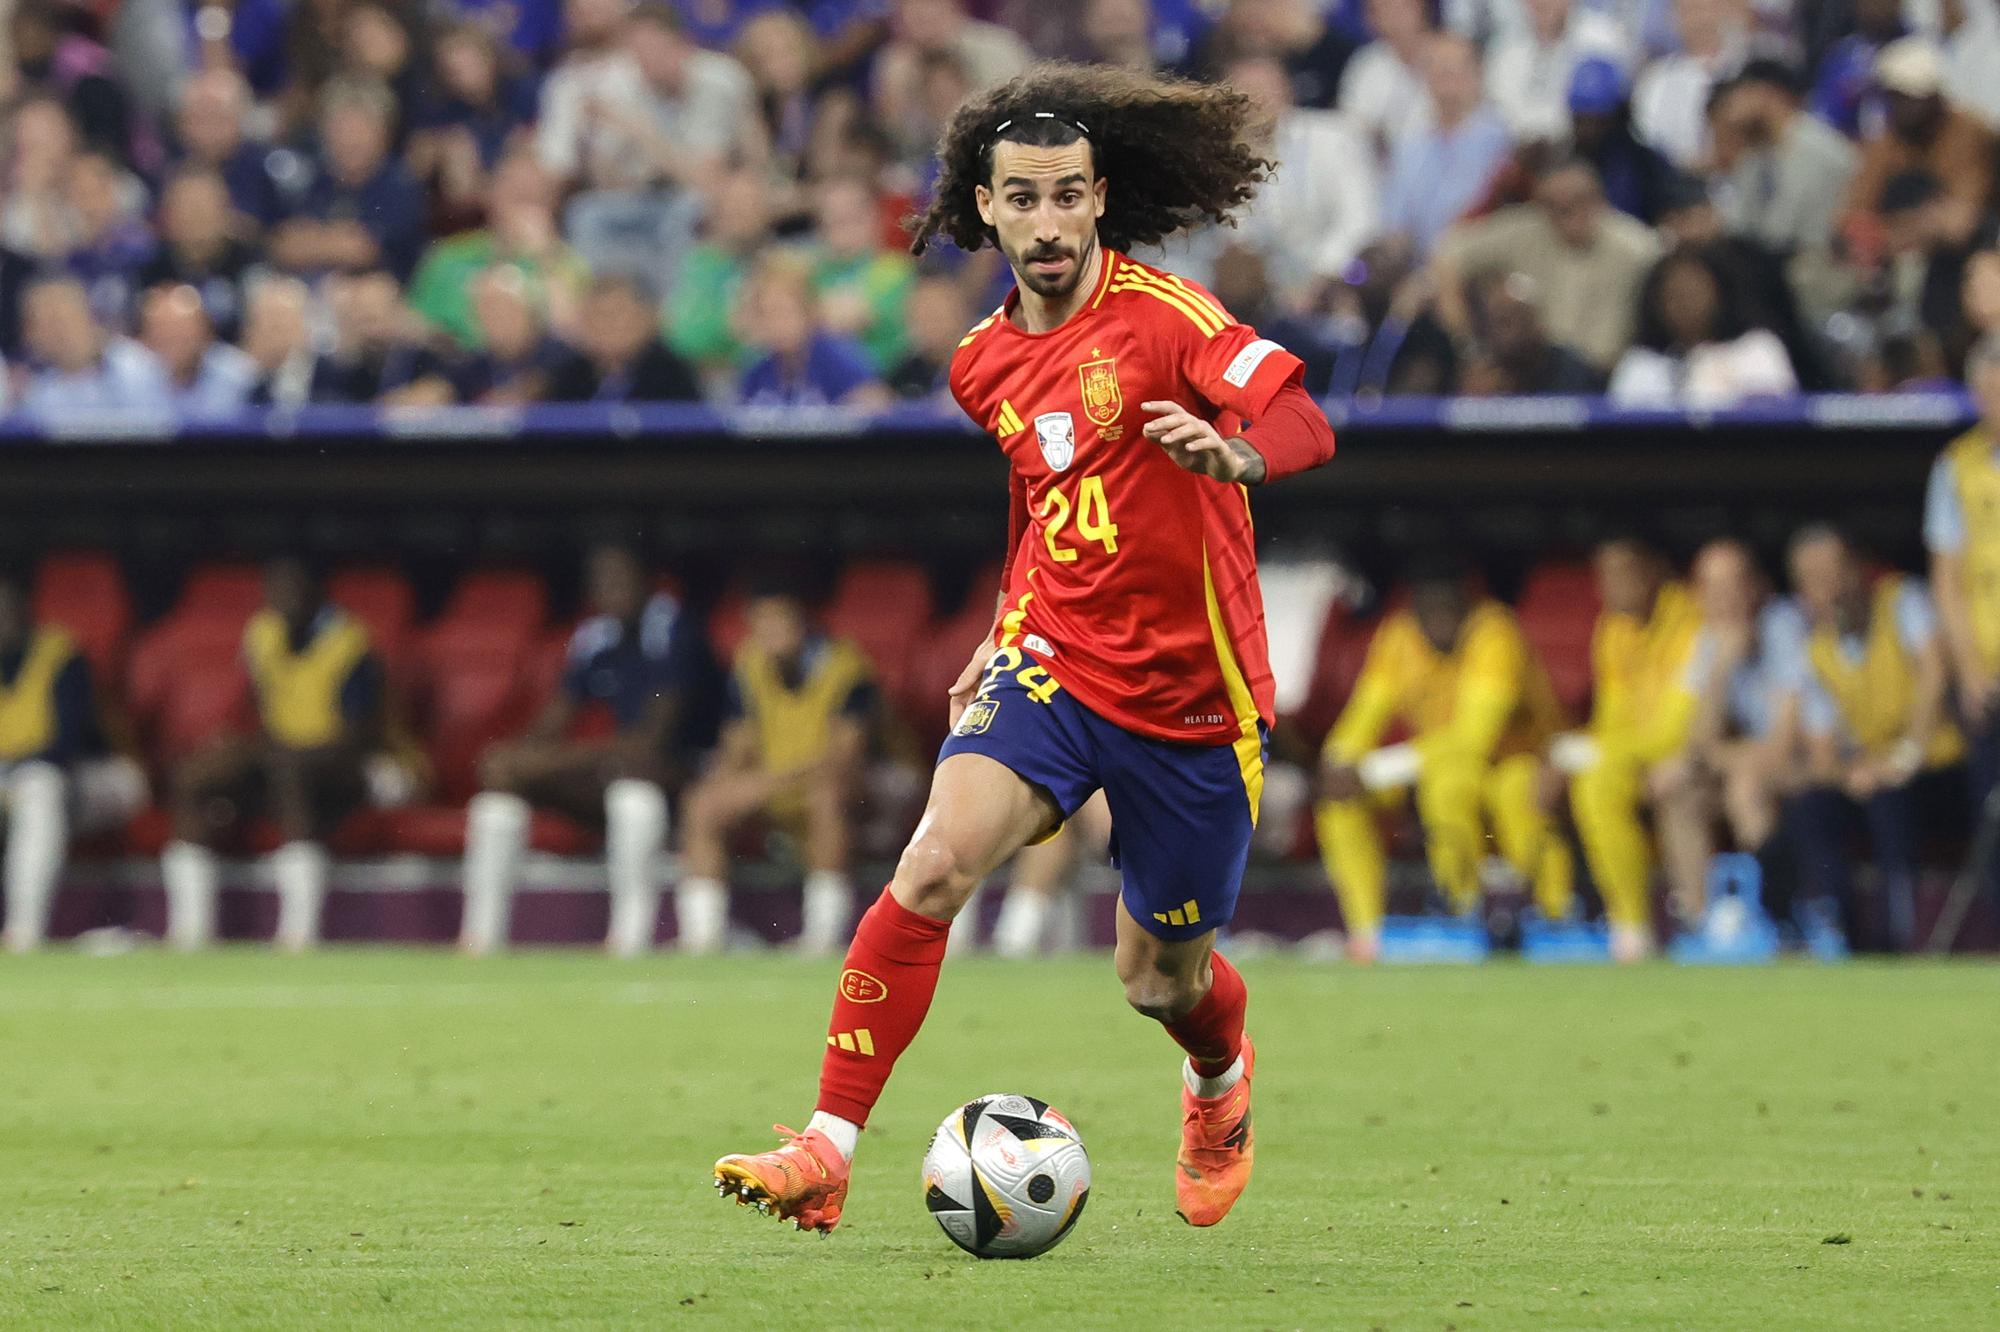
[839,968,888,1003]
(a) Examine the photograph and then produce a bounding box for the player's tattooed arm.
[1140,400,1269,484]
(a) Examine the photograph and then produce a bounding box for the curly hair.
[908,62,1272,256]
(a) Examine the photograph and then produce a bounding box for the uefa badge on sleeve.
[1034,412,1076,472]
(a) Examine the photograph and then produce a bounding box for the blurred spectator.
[9,2,132,164]
[538,1,762,192]
[1609,248,1799,404]
[1632,0,1746,170]
[1434,157,1658,370]
[668,169,775,377]
[873,0,1032,156]
[1808,0,1905,138]
[242,275,318,408]
[1551,534,1702,961]
[269,77,426,280]
[137,168,259,341]
[548,274,703,403]
[1484,0,1629,143]
[1567,56,1678,224]
[734,9,823,180]
[138,282,259,414]
[1315,552,1573,963]
[1380,33,1512,256]
[448,265,570,404]
[735,253,892,409]
[542,2,762,278]
[1928,336,2000,877]
[1458,271,1605,393]
[1216,54,1379,299]
[338,1,427,141]
[1706,59,1857,258]
[1786,524,1960,950]
[1200,0,1356,110]
[888,271,973,399]
[1880,170,1997,350]
[1205,243,1341,393]
[160,555,400,951]
[1,95,81,259]
[1951,246,2000,372]
[406,21,535,218]
[462,544,715,957]
[18,274,170,413]
[1338,0,1436,154]
[455,0,567,66]
[61,148,156,327]
[407,151,586,350]
[1322,235,1461,394]
[185,0,292,99]
[674,575,875,955]
[170,68,284,235]
[1842,38,1997,256]
[1941,0,2000,128]
[812,175,917,373]
[1079,0,1165,71]
[308,267,453,405]
[0,567,146,953]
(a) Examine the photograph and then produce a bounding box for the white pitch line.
[0,979,680,1014]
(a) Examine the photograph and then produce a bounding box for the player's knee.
[892,832,978,918]
[1118,965,1201,1024]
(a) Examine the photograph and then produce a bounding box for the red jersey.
[949,250,1326,751]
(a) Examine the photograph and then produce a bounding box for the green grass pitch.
[1,950,1995,1330]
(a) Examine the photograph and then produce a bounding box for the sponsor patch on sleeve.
[1222,338,1284,388]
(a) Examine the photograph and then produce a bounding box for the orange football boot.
[713,1125,850,1233]
[1175,1036,1256,1227]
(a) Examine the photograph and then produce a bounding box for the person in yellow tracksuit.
[675,579,875,957]
[160,555,401,952]
[1552,536,1703,961]
[1926,334,2000,921]
[1786,525,1961,950]
[1316,557,1572,962]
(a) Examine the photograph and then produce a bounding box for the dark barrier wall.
[3,394,1974,604]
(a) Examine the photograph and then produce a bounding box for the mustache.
[1024,243,1075,264]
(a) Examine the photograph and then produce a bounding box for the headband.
[986,110,1093,153]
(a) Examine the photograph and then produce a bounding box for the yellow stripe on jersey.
[1110,269,1223,337]
[1200,545,1265,825]
[996,399,1025,436]
[1090,253,1118,308]
[1158,270,1232,327]
[957,311,1001,349]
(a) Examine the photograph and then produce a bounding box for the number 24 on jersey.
[1042,474,1119,562]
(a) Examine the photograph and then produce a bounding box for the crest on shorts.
[1034,411,1076,472]
[955,697,999,736]
[1078,357,1122,427]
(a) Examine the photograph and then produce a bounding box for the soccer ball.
[921,1093,1091,1259]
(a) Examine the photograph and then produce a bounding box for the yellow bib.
[0,628,77,761]
[735,637,871,772]
[1590,582,1701,737]
[1381,602,1564,757]
[1945,429,2000,672]
[243,609,372,749]
[1806,577,1963,767]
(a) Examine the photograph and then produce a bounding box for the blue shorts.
[937,646,1265,941]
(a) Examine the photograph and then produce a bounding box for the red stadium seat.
[178,562,266,623]
[1517,561,1600,721]
[125,623,252,774]
[33,550,131,685]
[1289,603,1383,750]
[707,586,748,663]
[329,565,417,648]
[827,559,934,716]
[411,626,537,803]
[437,569,547,640]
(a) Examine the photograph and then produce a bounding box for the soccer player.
[712,63,1335,1233]
[0,570,148,952]
[1544,535,1702,961]
[1315,553,1573,963]
[672,578,875,956]
[461,545,712,957]
[160,556,403,950]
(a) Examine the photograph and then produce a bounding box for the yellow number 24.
[1041,474,1119,563]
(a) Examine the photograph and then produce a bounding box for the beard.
[1008,233,1095,298]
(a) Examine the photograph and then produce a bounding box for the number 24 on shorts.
[980,645,1061,704]
[1042,475,1118,563]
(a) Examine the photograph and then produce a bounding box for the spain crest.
[1078,357,1122,427]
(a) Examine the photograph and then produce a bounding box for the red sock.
[815,887,952,1127]
[1163,951,1246,1078]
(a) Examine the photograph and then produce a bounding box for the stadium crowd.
[0,0,1993,413]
